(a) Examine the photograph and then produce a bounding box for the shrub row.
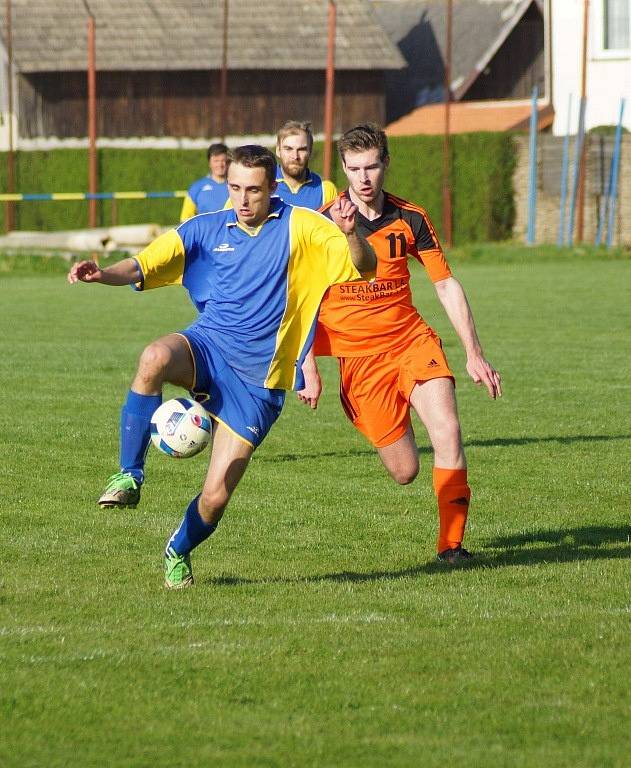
[0,133,517,244]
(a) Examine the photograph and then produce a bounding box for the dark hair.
[337,123,389,163]
[227,145,277,186]
[207,142,229,160]
[276,120,314,152]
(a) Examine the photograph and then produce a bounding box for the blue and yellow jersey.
[179,175,230,222]
[133,198,360,391]
[275,169,337,210]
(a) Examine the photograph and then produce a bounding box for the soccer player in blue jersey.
[179,143,230,221]
[275,120,337,209]
[68,145,375,589]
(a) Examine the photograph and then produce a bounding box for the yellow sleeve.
[293,207,360,285]
[179,195,197,222]
[134,229,186,290]
[322,180,338,206]
[264,207,359,390]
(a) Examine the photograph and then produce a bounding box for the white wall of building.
[0,40,18,153]
[0,40,9,151]
[551,0,631,135]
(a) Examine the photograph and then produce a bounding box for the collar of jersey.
[276,168,313,193]
[205,174,228,186]
[225,197,283,236]
[343,187,389,226]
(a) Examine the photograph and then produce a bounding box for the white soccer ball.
[150,398,212,458]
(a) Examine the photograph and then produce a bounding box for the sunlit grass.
[0,249,629,767]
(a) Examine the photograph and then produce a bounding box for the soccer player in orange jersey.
[301,123,502,564]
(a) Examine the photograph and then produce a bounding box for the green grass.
[1,247,630,767]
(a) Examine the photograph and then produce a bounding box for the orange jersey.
[314,192,452,357]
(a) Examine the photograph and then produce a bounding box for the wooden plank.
[17,70,386,139]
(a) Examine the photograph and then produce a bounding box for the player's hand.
[297,365,322,410]
[297,378,322,409]
[329,195,358,235]
[67,260,103,284]
[466,354,502,399]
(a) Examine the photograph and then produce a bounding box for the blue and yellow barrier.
[0,191,187,202]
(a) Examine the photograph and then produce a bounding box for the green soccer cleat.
[98,471,141,509]
[436,545,474,565]
[164,546,194,589]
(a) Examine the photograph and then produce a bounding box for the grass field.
[1,246,630,767]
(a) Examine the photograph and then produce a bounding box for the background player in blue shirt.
[275,120,337,209]
[68,145,375,589]
[179,142,230,221]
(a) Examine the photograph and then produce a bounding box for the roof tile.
[1,0,405,72]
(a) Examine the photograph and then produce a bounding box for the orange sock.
[433,467,471,553]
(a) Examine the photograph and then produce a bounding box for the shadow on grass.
[486,524,631,549]
[203,524,631,586]
[256,434,631,463]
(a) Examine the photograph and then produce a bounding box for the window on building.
[604,0,630,49]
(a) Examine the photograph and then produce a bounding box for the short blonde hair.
[276,120,314,152]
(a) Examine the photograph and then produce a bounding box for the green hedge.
[311,132,516,243]
[0,133,516,244]
[0,149,202,231]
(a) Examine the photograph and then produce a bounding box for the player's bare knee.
[388,462,419,485]
[137,342,172,386]
[198,487,229,522]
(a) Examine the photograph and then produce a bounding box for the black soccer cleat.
[436,545,474,565]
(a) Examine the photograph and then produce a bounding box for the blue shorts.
[178,328,285,449]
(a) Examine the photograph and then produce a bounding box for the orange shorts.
[338,329,454,448]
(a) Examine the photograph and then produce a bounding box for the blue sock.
[119,390,162,483]
[166,495,218,556]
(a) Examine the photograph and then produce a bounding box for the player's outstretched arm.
[297,348,322,410]
[67,257,142,286]
[329,196,376,273]
[434,276,502,399]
